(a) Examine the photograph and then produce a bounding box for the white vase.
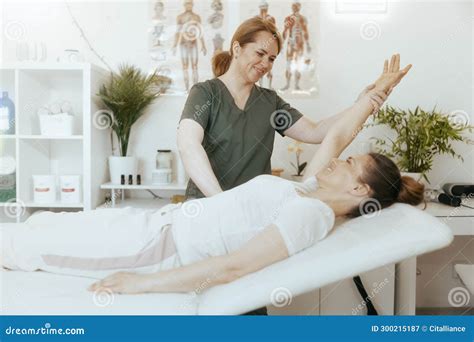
[108,156,137,184]
[291,175,304,182]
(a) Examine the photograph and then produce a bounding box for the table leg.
[395,256,417,315]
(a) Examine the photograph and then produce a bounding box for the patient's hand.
[374,53,412,93]
[88,272,151,294]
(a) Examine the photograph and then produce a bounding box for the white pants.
[1,205,182,279]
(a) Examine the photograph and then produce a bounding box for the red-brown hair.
[212,17,283,77]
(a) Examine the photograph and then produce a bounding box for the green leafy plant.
[98,64,171,156]
[370,106,473,181]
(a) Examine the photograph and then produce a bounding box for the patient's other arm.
[177,119,223,197]
[88,225,288,294]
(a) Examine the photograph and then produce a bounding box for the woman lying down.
[1,54,424,295]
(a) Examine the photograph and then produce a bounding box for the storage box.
[33,175,56,203]
[39,113,74,136]
[59,175,81,203]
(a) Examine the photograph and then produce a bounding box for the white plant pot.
[108,156,137,184]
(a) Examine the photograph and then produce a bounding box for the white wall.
[1,0,472,189]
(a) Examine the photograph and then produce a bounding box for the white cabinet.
[0,63,111,223]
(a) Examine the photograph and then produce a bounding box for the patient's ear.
[350,183,371,197]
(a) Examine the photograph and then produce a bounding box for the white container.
[39,113,74,136]
[156,150,173,169]
[108,156,137,184]
[152,168,172,185]
[33,175,56,203]
[59,175,81,203]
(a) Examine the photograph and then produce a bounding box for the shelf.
[0,201,83,208]
[23,202,84,208]
[18,135,83,140]
[97,198,173,210]
[100,182,187,191]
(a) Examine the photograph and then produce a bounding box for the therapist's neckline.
[215,77,257,112]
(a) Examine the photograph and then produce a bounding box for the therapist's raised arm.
[177,119,223,197]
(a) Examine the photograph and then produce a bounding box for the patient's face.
[316,154,372,192]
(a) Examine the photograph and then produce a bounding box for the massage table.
[0,203,453,315]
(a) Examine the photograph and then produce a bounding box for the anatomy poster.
[149,0,231,95]
[149,0,319,97]
[240,0,319,97]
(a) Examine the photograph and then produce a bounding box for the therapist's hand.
[357,84,388,114]
[374,53,412,93]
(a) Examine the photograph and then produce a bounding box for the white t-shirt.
[171,175,335,265]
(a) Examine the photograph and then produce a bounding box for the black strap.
[353,275,378,315]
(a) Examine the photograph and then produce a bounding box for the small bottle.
[120,174,125,185]
[137,174,141,185]
[128,174,133,185]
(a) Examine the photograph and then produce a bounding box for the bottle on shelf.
[0,91,15,135]
[128,174,133,185]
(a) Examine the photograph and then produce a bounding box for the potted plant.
[98,64,170,184]
[288,140,307,181]
[370,106,473,183]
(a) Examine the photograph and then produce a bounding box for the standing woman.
[177,17,383,199]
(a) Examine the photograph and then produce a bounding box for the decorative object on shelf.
[57,49,85,63]
[37,100,75,136]
[156,149,173,169]
[137,174,141,185]
[288,140,307,182]
[16,42,47,62]
[0,156,16,202]
[370,106,473,183]
[271,168,284,177]
[0,91,15,135]
[33,175,56,203]
[98,64,171,184]
[152,168,172,185]
[128,174,133,185]
[59,175,81,203]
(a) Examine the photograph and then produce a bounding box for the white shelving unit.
[100,182,187,207]
[0,63,111,223]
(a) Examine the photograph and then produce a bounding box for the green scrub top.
[179,78,303,198]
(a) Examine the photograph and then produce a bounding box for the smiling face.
[232,31,279,84]
[316,154,373,195]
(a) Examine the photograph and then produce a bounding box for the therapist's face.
[235,31,278,84]
[316,155,372,194]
